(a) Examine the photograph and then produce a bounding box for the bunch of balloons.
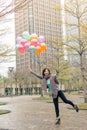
[16,31,46,55]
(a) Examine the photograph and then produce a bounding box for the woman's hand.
[28,66,32,73]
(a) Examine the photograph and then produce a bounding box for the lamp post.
[8,67,14,96]
[22,77,24,95]
[3,77,6,96]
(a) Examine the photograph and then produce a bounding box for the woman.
[29,68,79,125]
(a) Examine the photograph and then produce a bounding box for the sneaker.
[74,105,79,112]
[55,117,61,125]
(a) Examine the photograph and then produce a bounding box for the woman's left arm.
[54,76,59,84]
[54,76,61,90]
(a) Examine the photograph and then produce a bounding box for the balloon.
[24,42,30,51]
[35,46,42,54]
[22,31,30,40]
[20,39,28,46]
[29,46,36,54]
[40,43,46,51]
[16,37,22,44]
[18,44,24,53]
[29,34,38,41]
[30,39,38,47]
[16,33,46,55]
[38,36,44,43]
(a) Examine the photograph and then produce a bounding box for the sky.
[0,0,15,76]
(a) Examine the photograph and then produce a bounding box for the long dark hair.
[42,68,51,77]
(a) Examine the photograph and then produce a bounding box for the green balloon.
[22,31,30,40]
[29,46,35,54]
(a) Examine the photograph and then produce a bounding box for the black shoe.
[74,105,79,112]
[55,117,61,125]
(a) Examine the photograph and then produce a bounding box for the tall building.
[14,0,62,74]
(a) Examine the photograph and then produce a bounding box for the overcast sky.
[0,0,15,76]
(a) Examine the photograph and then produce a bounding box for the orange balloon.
[40,43,46,51]
[35,46,42,54]
[30,34,38,41]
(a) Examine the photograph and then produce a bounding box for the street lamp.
[8,67,14,96]
[3,76,6,96]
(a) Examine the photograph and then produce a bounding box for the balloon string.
[30,53,34,64]
[32,58,34,64]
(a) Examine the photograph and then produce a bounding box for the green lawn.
[0,102,6,105]
[33,95,63,103]
[33,95,51,100]
[65,91,83,95]
[78,103,87,110]
[0,101,10,115]
[0,110,10,115]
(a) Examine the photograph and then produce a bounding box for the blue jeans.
[53,90,75,117]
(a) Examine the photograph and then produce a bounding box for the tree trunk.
[84,90,87,103]
[80,55,87,103]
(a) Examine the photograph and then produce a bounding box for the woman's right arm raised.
[29,67,43,79]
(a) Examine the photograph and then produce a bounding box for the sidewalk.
[0,94,87,130]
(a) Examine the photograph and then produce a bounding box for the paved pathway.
[0,94,87,130]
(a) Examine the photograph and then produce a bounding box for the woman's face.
[44,69,50,76]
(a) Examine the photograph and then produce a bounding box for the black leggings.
[53,90,75,117]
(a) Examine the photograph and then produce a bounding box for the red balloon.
[18,45,24,53]
[20,39,28,46]
[30,39,38,47]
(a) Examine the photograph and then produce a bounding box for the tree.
[0,0,29,18]
[54,0,87,102]
[0,1,16,64]
[46,37,73,91]
[0,44,15,63]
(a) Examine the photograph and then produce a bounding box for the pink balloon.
[24,42,31,51]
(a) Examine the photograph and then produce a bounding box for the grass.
[78,103,87,110]
[33,95,63,103]
[68,103,87,110]
[0,102,6,105]
[47,97,63,103]
[33,95,51,100]
[0,110,10,115]
[65,91,84,96]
